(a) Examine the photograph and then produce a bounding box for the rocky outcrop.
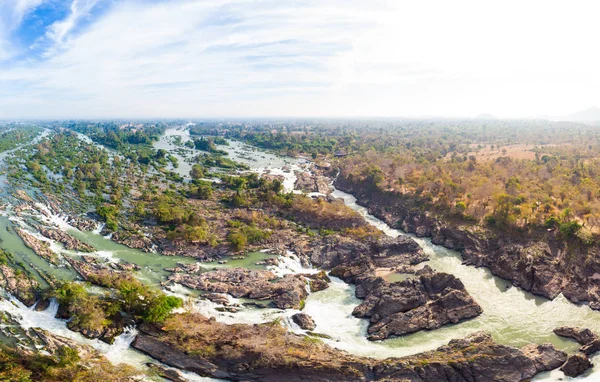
[333,174,600,309]
[132,314,566,382]
[146,363,187,382]
[521,343,568,372]
[349,272,482,340]
[29,328,97,360]
[0,264,39,306]
[15,228,59,265]
[554,326,598,346]
[111,230,154,252]
[294,234,427,273]
[65,255,138,286]
[554,326,600,357]
[294,171,332,194]
[292,313,316,330]
[67,215,99,231]
[168,268,328,309]
[38,227,95,252]
[560,353,593,377]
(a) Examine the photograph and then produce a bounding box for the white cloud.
[1,0,600,118]
[46,0,100,44]
[0,0,44,59]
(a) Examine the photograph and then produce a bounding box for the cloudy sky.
[0,0,598,119]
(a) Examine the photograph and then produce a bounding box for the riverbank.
[333,174,600,310]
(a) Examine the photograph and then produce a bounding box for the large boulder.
[292,313,316,330]
[521,343,568,372]
[351,272,482,340]
[560,353,592,377]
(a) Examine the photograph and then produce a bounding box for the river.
[0,126,598,381]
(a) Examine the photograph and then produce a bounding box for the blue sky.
[1,0,600,118]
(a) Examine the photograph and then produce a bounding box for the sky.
[0,0,599,119]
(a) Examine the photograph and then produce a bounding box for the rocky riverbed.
[132,313,567,382]
[334,174,600,311]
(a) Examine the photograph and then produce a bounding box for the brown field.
[447,143,567,162]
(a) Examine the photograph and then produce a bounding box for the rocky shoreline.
[132,313,567,382]
[334,174,600,310]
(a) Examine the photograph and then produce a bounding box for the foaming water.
[0,294,150,368]
[329,188,600,380]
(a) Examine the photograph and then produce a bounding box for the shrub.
[559,221,582,237]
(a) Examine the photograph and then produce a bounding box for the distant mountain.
[559,107,600,122]
[474,113,496,120]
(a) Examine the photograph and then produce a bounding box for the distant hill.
[474,113,496,120]
[559,107,600,122]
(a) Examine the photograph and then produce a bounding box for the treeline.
[186,118,600,242]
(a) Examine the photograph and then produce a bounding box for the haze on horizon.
[1,0,599,120]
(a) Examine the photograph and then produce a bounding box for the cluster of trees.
[55,278,183,330]
[0,126,40,153]
[22,132,129,205]
[191,137,227,154]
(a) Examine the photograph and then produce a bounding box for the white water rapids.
[2,127,599,381]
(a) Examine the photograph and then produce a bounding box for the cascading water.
[2,127,597,381]
[326,188,600,381]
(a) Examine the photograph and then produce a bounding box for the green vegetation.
[0,346,138,381]
[0,126,41,153]
[55,279,183,328]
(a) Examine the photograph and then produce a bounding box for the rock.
[133,315,565,382]
[415,265,435,275]
[29,328,97,360]
[333,174,600,310]
[169,268,329,309]
[581,339,600,356]
[306,271,330,292]
[521,343,568,372]
[560,353,593,377]
[34,298,51,311]
[298,234,427,275]
[66,256,129,283]
[38,227,95,252]
[68,215,100,231]
[133,334,230,380]
[146,363,187,382]
[111,230,154,252]
[201,293,231,305]
[15,228,59,265]
[292,313,316,330]
[0,264,39,306]
[294,171,332,194]
[554,326,598,345]
[351,272,482,340]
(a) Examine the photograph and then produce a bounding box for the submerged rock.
[292,313,316,330]
[560,353,593,377]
